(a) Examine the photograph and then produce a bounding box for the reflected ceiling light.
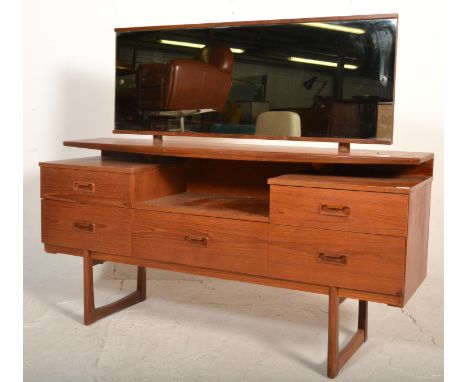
[160,39,205,48]
[289,56,358,70]
[230,48,245,54]
[299,22,366,34]
[159,39,244,53]
[289,56,335,67]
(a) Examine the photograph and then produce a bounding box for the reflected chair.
[136,43,233,130]
[255,111,301,137]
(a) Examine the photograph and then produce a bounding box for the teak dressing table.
[40,137,433,378]
[40,14,429,378]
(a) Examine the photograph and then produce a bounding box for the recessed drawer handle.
[184,235,208,246]
[317,252,348,266]
[73,181,95,192]
[74,222,96,233]
[319,204,350,217]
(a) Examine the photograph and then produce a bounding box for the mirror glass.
[115,17,397,142]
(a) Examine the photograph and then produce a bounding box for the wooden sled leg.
[83,250,146,325]
[327,286,368,378]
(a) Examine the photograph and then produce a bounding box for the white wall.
[24,0,443,280]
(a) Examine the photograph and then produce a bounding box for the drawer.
[41,167,133,207]
[132,210,268,275]
[270,185,409,236]
[41,200,131,256]
[268,224,406,296]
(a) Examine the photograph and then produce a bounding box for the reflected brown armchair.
[136,43,234,127]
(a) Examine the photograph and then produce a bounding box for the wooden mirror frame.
[113,13,398,147]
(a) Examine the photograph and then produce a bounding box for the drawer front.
[268,224,406,295]
[41,200,131,256]
[132,211,268,275]
[270,185,409,236]
[41,167,133,207]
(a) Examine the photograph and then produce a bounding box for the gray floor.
[24,249,443,382]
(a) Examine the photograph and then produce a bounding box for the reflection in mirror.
[115,17,397,142]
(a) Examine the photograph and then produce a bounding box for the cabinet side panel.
[403,182,432,305]
[134,164,187,204]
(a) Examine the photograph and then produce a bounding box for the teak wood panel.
[403,183,431,304]
[136,192,269,222]
[39,156,161,173]
[186,159,311,200]
[41,200,131,256]
[41,167,134,207]
[304,160,434,179]
[41,161,187,207]
[44,244,403,306]
[83,250,147,326]
[133,164,187,203]
[132,210,268,276]
[63,138,434,165]
[270,185,409,237]
[268,224,406,296]
[268,173,431,194]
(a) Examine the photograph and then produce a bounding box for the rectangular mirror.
[115,15,397,144]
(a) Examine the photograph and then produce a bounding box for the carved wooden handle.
[74,222,96,233]
[73,181,95,192]
[319,204,350,217]
[317,252,348,265]
[184,235,208,246]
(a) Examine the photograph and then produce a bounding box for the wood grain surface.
[133,163,187,204]
[270,185,409,236]
[186,159,310,200]
[39,156,160,173]
[403,182,432,304]
[43,243,403,306]
[132,210,268,276]
[41,166,134,207]
[268,224,406,295]
[136,192,269,222]
[63,138,434,165]
[41,200,132,256]
[268,173,432,194]
[41,158,188,207]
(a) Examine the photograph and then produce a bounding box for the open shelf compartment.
[135,192,269,222]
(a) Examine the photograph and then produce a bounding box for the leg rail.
[83,250,146,325]
[327,286,368,378]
